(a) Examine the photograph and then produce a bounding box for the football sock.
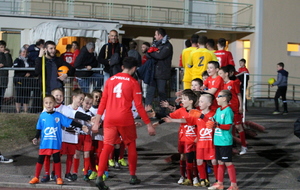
[227,164,237,183]
[54,162,62,178]
[35,162,43,178]
[65,154,73,174]
[73,158,79,174]
[197,162,206,179]
[213,164,218,180]
[127,141,137,176]
[84,157,90,175]
[217,164,225,183]
[193,161,199,179]
[239,131,247,147]
[179,160,186,177]
[186,162,193,181]
[97,144,114,176]
[44,155,50,175]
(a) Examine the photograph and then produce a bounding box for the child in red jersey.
[155,89,199,186]
[202,61,224,111]
[165,93,218,187]
[237,58,249,111]
[29,95,88,185]
[219,66,247,155]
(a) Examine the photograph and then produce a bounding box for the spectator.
[0,40,13,112]
[128,40,141,67]
[61,44,74,66]
[74,42,102,93]
[141,42,150,65]
[214,38,235,67]
[206,39,216,52]
[35,40,75,98]
[71,41,80,66]
[145,28,173,118]
[27,39,45,66]
[98,30,127,86]
[13,47,34,113]
[272,62,289,115]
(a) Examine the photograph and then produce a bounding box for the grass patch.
[0,113,39,152]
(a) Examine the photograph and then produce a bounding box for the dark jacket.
[0,52,13,87]
[13,57,35,78]
[146,35,173,80]
[98,42,127,75]
[137,58,156,85]
[27,44,40,66]
[35,56,75,94]
[128,49,142,67]
[74,46,98,78]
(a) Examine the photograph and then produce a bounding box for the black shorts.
[216,145,232,162]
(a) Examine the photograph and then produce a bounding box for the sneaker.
[193,177,199,186]
[41,175,50,182]
[50,171,55,181]
[108,159,115,167]
[177,176,185,184]
[200,178,210,187]
[29,177,39,184]
[102,171,109,181]
[240,146,248,155]
[129,175,141,185]
[118,158,127,166]
[72,173,78,181]
[89,171,98,180]
[96,176,110,190]
[114,161,121,170]
[273,111,281,115]
[283,111,288,115]
[83,174,90,182]
[208,182,224,190]
[227,186,239,190]
[0,155,13,163]
[181,179,192,186]
[56,177,63,185]
[65,173,73,182]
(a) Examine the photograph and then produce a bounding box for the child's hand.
[175,97,182,103]
[135,121,142,127]
[163,116,172,123]
[160,100,169,108]
[206,120,215,129]
[153,122,159,128]
[82,125,89,133]
[175,90,183,97]
[32,138,38,145]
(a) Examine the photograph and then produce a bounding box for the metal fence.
[0,67,183,113]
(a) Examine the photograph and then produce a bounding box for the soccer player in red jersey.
[92,57,155,190]
[203,61,224,111]
[214,38,235,67]
[218,66,247,155]
[60,44,74,66]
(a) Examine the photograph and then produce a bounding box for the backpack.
[294,118,300,138]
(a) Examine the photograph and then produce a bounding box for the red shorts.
[92,140,103,154]
[196,147,215,160]
[114,136,122,144]
[178,141,185,154]
[76,134,92,152]
[104,125,137,145]
[184,143,196,153]
[39,149,60,156]
[233,112,242,125]
[60,142,76,155]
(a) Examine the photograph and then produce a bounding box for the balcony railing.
[0,0,253,29]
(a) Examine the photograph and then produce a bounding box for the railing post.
[293,85,295,101]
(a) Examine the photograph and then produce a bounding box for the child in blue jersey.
[208,90,238,190]
[29,95,88,185]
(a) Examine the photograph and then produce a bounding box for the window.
[287,43,300,56]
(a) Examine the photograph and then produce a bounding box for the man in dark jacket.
[0,40,13,111]
[35,41,75,97]
[98,30,127,86]
[145,28,173,118]
[74,42,101,93]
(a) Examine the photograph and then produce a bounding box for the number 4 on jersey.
[113,83,123,98]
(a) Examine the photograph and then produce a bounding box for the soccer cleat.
[129,175,141,185]
[41,175,50,182]
[193,177,199,186]
[208,182,224,190]
[118,158,127,166]
[29,177,39,184]
[96,176,110,190]
[50,171,55,181]
[89,171,98,180]
[0,155,13,163]
[102,171,109,181]
[114,161,121,170]
[181,179,192,186]
[273,111,281,115]
[83,174,90,181]
[108,159,115,167]
[240,146,248,155]
[283,111,288,115]
[177,176,185,184]
[227,186,239,190]
[200,178,210,187]
[65,173,73,182]
[56,177,63,185]
[72,173,78,181]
